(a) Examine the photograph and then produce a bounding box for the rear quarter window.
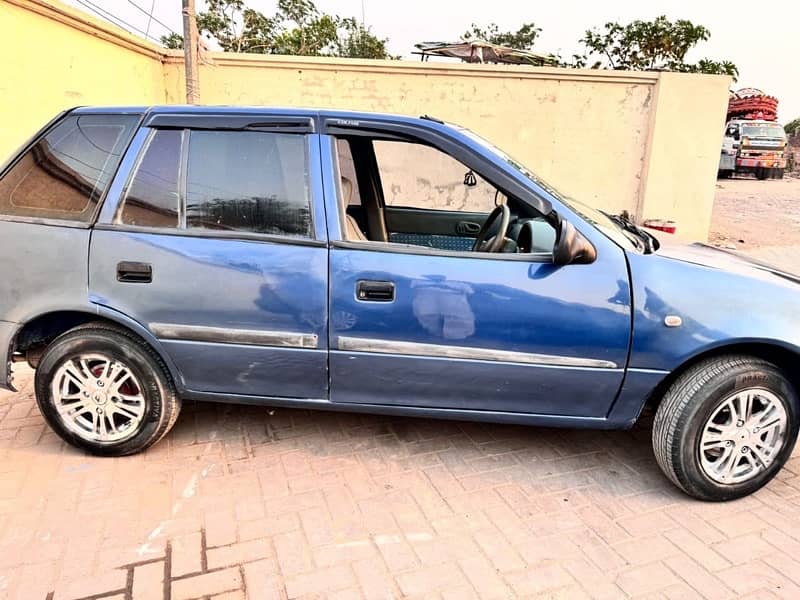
[0,114,138,223]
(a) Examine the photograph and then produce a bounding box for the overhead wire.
[124,0,180,37]
[73,0,163,43]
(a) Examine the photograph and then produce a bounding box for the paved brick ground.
[2,365,800,600]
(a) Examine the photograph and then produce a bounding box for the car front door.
[90,112,329,400]
[322,120,632,418]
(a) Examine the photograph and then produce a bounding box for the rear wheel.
[756,168,769,180]
[653,355,798,501]
[34,323,180,456]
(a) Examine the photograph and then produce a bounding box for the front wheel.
[34,323,181,456]
[653,355,798,501]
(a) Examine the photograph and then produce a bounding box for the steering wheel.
[472,204,511,253]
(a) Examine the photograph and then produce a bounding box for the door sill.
[182,390,624,429]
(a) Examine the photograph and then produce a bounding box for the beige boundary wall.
[1,0,731,240]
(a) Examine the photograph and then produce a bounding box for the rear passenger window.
[0,114,137,222]
[119,130,181,228]
[186,131,311,237]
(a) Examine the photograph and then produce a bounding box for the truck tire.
[756,168,769,180]
[653,355,798,501]
[34,323,181,456]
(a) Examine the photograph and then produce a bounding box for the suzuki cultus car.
[1,106,798,501]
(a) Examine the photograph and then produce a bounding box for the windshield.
[456,125,644,251]
[742,124,786,139]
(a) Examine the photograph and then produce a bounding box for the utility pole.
[182,0,200,104]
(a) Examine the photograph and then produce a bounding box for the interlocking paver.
[171,567,243,599]
[132,561,165,600]
[284,564,358,597]
[616,562,680,596]
[663,527,730,571]
[663,554,733,600]
[1,366,800,599]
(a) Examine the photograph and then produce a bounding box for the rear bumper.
[0,321,18,392]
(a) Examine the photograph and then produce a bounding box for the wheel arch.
[643,340,800,416]
[9,307,185,391]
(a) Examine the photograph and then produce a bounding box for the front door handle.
[117,261,152,283]
[356,280,395,302]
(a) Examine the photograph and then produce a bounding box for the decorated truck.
[718,89,788,180]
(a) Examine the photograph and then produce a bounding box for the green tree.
[335,17,394,59]
[163,0,395,59]
[578,16,738,79]
[785,118,800,137]
[463,22,541,50]
[160,32,184,49]
[197,0,279,53]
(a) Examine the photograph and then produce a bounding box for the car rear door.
[90,111,330,401]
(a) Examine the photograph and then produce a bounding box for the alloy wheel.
[51,353,146,443]
[699,388,788,484]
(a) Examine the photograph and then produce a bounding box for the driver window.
[334,135,555,256]
[373,140,500,213]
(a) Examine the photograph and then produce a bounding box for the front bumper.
[737,157,787,169]
[719,154,735,170]
[0,321,17,391]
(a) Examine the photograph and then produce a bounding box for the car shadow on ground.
[169,398,680,505]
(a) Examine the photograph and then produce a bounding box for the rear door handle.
[356,280,395,302]
[117,261,152,283]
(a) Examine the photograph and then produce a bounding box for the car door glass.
[185,130,312,237]
[119,129,181,228]
[373,140,498,213]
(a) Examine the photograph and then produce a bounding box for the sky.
[63,0,800,122]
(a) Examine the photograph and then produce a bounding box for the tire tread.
[36,321,181,455]
[653,355,775,499]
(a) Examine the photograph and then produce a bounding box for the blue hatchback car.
[1,106,798,501]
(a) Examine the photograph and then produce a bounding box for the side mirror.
[553,216,597,266]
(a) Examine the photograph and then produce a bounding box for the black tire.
[653,355,799,501]
[34,322,181,456]
[756,168,769,180]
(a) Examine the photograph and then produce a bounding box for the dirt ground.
[709,175,800,249]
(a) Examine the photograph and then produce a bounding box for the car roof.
[69,105,446,128]
[69,106,556,218]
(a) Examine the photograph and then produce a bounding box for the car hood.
[651,238,800,287]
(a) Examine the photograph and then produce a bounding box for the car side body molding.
[151,323,320,349]
[336,336,619,369]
